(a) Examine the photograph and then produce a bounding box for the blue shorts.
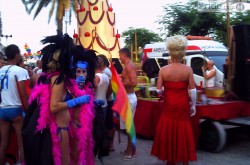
[0,107,23,121]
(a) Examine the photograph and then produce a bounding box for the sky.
[0,0,183,53]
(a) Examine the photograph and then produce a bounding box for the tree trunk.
[57,19,63,34]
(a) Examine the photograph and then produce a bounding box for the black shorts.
[105,100,115,130]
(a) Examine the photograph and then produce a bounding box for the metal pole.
[130,43,133,61]
[135,33,138,62]
[226,0,230,49]
[226,0,233,92]
[0,34,12,46]
[65,10,68,33]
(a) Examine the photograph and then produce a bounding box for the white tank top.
[95,73,109,107]
[102,67,113,101]
[206,69,216,87]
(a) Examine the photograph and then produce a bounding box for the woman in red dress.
[151,35,197,165]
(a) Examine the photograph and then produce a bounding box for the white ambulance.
[142,36,228,87]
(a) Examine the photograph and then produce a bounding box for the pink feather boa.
[66,80,95,165]
[29,73,95,165]
[29,72,61,165]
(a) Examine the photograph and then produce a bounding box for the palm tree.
[21,0,81,34]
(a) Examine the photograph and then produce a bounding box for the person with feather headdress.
[22,34,94,165]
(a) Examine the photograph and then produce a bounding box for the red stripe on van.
[143,48,153,52]
[187,45,202,51]
[142,48,153,64]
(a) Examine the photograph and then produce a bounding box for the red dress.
[151,81,197,162]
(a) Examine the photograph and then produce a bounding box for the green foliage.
[158,0,250,46]
[159,1,218,38]
[122,27,163,48]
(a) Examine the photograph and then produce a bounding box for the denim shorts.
[0,107,23,121]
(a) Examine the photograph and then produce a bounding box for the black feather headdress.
[71,45,98,87]
[38,33,74,84]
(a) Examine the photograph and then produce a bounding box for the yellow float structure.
[74,0,121,58]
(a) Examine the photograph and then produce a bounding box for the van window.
[191,57,204,76]
[203,51,227,73]
[157,58,168,67]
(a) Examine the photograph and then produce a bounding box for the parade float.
[74,0,121,58]
[134,28,250,153]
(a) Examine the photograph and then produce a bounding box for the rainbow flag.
[110,63,136,151]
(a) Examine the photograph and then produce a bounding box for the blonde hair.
[166,35,187,60]
[47,50,60,72]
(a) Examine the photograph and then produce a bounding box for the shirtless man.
[119,47,137,160]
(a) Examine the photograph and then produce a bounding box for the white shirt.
[95,73,109,107]
[0,65,30,107]
[36,69,42,74]
[206,69,216,87]
[102,67,113,101]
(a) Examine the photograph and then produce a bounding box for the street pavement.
[95,129,250,165]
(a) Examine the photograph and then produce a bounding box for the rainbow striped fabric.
[110,63,136,151]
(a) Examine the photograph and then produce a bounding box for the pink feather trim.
[30,74,95,165]
[66,80,95,165]
[30,72,62,165]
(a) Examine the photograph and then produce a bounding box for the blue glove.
[94,100,105,107]
[76,75,85,84]
[66,95,90,108]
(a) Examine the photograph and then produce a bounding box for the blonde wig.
[166,35,187,61]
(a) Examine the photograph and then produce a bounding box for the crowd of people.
[0,34,201,165]
[0,33,140,165]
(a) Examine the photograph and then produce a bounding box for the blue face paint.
[76,75,85,89]
[76,75,85,84]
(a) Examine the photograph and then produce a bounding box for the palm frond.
[48,0,56,23]
[33,0,49,19]
[22,0,39,14]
